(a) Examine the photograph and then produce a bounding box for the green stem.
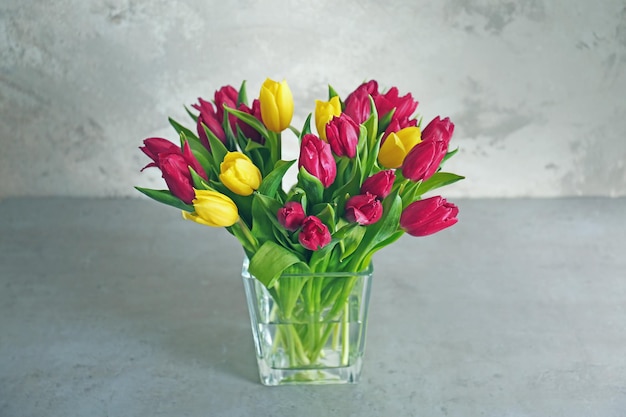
[341,300,350,365]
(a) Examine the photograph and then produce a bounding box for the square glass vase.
[241,258,373,386]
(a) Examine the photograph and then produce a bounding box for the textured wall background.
[1,0,625,198]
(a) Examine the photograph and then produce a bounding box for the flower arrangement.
[136,78,463,384]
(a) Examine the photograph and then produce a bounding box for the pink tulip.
[277,202,306,231]
[325,114,360,158]
[298,134,337,188]
[298,216,332,251]
[345,193,383,225]
[400,196,459,237]
[360,170,395,199]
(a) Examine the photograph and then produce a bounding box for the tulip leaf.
[224,107,270,143]
[417,172,465,196]
[441,147,459,166]
[297,167,324,207]
[170,117,199,142]
[308,239,341,272]
[333,223,366,262]
[134,187,194,212]
[363,96,379,147]
[248,241,309,289]
[184,105,199,123]
[205,127,229,169]
[189,168,211,190]
[328,85,340,101]
[378,108,395,134]
[301,114,313,137]
[237,80,248,106]
[258,159,296,198]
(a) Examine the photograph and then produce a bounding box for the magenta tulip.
[344,80,379,124]
[345,193,383,225]
[325,114,360,158]
[298,216,332,251]
[214,85,239,132]
[192,98,226,149]
[421,116,455,145]
[360,170,395,199]
[139,138,207,204]
[140,137,181,170]
[400,196,459,237]
[298,134,337,188]
[237,99,264,144]
[277,202,306,231]
[374,87,418,122]
[401,139,448,182]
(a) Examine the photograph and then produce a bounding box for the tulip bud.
[140,137,181,170]
[182,189,239,227]
[259,78,294,132]
[298,134,337,188]
[325,113,360,158]
[298,216,332,251]
[400,196,458,237]
[140,138,208,204]
[374,87,418,122]
[214,85,239,132]
[401,139,448,182]
[421,116,455,146]
[192,98,226,149]
[237,99,264,144]
[315,96,342,140]
[277,201,306,231]
[219,152,262,196]
[378,126,422,168]
[344,80,379,124]
[360,170,395,199]
[345,193,383,225]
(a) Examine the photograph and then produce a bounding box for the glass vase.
[241,258,373,386]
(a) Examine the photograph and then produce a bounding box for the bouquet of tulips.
[137,78,463,286]
[136,78,463,378]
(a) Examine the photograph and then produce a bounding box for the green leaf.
[224,107,270,142]
[237,80,248,106]
[258,159,296,198]
[442,147,459,165]
[328,84,340,100]
[185,106,198,123]
[301,114,313,137]
[308,239,341,272]
[169,117,198,141]
[189,167,210,190]
[416,172,465,196]
[248,241,309,288]
[333,223,366,262]
[378,108,395,134]
[205,127,229,170]
[297,167,324,206]
[135,187,194,212]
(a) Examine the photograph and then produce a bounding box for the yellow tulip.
[378,126,422,168]
[315,96,342,140]
[259,78,294,132]
[219,152,262,196]
[182,189,239,227]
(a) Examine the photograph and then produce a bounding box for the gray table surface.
[1,197,625,416]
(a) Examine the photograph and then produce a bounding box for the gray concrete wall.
[1,0,625,198]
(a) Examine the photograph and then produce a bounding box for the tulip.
[378,126,422,168]
[374,87,418,122]
[315,96,342,140]
[192,98,226,149]
[421,116,455,146]
[345,193,383,225]
[259,78,294,132]
[182,189,239,227]
[344,80,379,124]
[214,85,239,132]
[219,152,262,196]
[277,201,306,231]
[325,113,360,158]
[401,139,448,182]
[139,137,181,170]
[298,134,336,188]
[140,138,207,204]
[400,196,459,237]
[360,170,395,199]
[298,216,332,251]
[237,99,264,144]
